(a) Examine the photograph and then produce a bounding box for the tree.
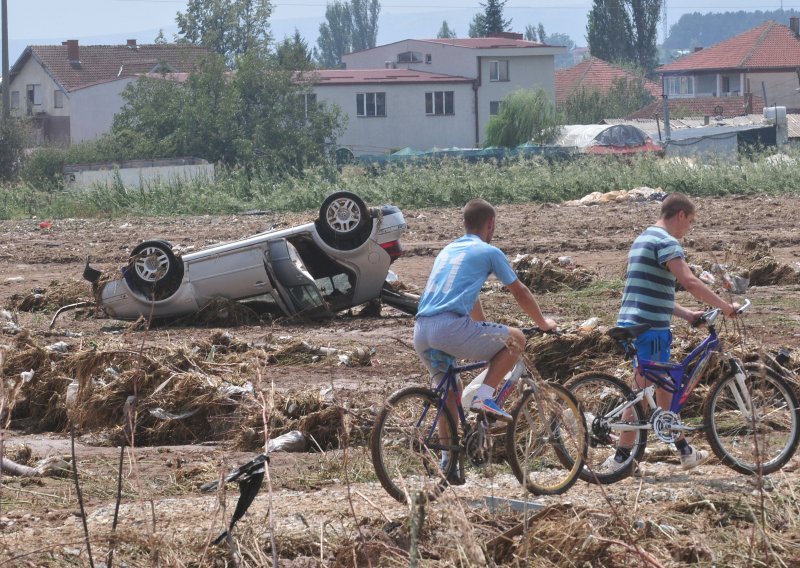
[587,0,661,72]
[0,118,29,182]
[562,76,655,123]
[276,30,315,70]
[484,89,560,147]
[437,20,457,39]
[350,0,380,52]
[537,23,546,43]
[154,29,168,44]
[316,0,380,68]
[469,0,510,38]
[176,0,273,65]
[110,53,344,174]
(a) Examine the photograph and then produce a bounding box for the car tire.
[127,240,184,301]
[316,191,371,250]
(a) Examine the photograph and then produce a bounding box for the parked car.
[83,192,419,320]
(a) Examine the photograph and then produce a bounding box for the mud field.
[1,195,799,567]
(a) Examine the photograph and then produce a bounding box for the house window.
[356,92,386,117]
[489,60,509,81]
[300,93,316,117]
[425,53,432,64]
[489,101,503,115]
[665,76,693,96]
[10,91,19,109]
[26,84,43,114]
[425,91,454,115]
[397,51,423,63]
[722,77,730,94]
[54,90,64,109]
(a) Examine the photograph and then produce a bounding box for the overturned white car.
[83,192,418,320]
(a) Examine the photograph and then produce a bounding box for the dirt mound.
[513,255,595,293]
[7,279,92,312]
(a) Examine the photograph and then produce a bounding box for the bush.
[0,118,30,182]
[20,146,68,191]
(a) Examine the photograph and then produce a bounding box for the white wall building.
[6,40,207,144]
[310,34,565,155]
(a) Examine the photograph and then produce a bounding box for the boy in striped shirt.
[605,193,738,472]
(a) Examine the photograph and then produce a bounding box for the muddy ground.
[1,195,799,567]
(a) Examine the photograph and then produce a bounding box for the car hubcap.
[134,247,169,282]
[326,197,361,233]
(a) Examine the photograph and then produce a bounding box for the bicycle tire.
[506,382,586,495]
[370,386,458,503]
[704,363,800,475]
[565,372,647,484]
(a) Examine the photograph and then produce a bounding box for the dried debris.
[513,254,595,293]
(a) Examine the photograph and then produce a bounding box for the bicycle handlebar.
[693,298,751,327]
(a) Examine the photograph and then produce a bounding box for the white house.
[6,40,208,144]
[310,33,565,155]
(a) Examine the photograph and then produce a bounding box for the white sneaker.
[680,447,710,470]
[600,454,627,473]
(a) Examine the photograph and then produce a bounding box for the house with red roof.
[6,40,208,144]
[653,18,800,116]
[555,56,661,107]
[309,33,566,155]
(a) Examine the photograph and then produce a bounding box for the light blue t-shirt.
[617,226,685,330]
[417,234,518,317]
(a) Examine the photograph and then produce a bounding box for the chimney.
[64,39,79,61]
[126,39,137,48]
[693,46,703,52]
[488,32,523,40]
[791,17,800,38]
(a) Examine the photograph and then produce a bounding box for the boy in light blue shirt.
[414,198,556,423]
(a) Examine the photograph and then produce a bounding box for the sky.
[2,0,793,65]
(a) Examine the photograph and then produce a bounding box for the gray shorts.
[413,312,510,386]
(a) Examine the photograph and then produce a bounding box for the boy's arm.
[667,258,737,317]
[471,299,486,321]
[507,280,556,330]
[674,302,704,324]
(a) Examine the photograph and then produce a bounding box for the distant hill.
[664,9,800,50]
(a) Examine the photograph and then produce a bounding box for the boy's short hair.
[660,193,696,220]
[463,198,496,232]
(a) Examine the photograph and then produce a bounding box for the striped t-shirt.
[617,226,684,330]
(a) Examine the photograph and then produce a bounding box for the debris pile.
[564,186,667,206]
[513,254,595,293]
[7,279,91,313]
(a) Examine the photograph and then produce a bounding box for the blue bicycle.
[565,299,800,484]
[370,329,587,503]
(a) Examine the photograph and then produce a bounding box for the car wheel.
[317,191,370,249]
[127,240,184,301]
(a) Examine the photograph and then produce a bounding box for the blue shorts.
[633,328,672,366]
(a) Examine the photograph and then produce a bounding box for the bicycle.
[370,328,587,504]
[564,299,800,484]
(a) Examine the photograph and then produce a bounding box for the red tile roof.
[659,21,800,73]
[555,56,661,104]
[12,42,209,92]
[306,69,473,85]
[626,95,764,119]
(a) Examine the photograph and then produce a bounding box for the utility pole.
[2,0,9,118]
[662,0,668,44]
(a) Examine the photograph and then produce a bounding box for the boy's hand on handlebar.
[539,318,557,333]
[688,310,705,325]
[724,303,740,317]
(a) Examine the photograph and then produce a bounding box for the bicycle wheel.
[506,382,586,495]
[704,363,800,475]
[565,372,647,484]
[370,386,458,503]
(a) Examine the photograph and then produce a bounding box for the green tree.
[276,30,315,70]
[587,0,661,72]
[154,29,168,44]
[110,53,344,174]
[0,118,30,182]
[350,0,380,51]
[469,0,510,38]
[317,1,353,68]
[176,0,273,65]
[484,89,560,147]
[437,20,457,39]
[562,76,654,123]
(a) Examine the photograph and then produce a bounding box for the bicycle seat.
[423,349,456,372]
[606,323,652,342]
